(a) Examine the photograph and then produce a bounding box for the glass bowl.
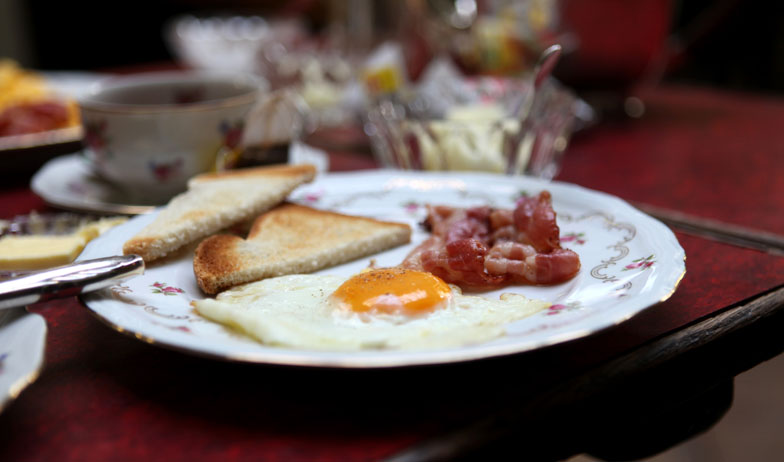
[364,77,578,179]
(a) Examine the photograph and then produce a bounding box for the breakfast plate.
[31,143,330,215]
[0,126,83,152]
[79,170,685,367]
[0,71,100,150]
[0,71,105,176]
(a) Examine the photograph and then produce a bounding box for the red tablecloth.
[1,84,783,461]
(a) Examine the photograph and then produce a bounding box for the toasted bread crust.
[188,163,315,185]
[193,234,245,294]
[246,203,410,238]
[193,203,412,294]
[123,164,316,263]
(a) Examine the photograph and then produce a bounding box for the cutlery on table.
[0,255,144,310]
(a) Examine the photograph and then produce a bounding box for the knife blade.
[0,255,144,310]
[633,202,784,257]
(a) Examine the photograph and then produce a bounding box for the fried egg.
[192,268,550,351]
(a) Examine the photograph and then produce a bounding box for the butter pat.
[79,217,126,238]
[445,103,506,121]
[0,234,88,270]
[0,217,126,271]
[409,103,521,173]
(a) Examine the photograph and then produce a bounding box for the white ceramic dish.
[78,170,685,368]
[30,143,329,215]
[31,153,158,215]
[0,308,47,412]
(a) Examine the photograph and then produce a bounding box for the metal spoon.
[507,44,564,175]
[512,43,563,121]
[534,43,563,89]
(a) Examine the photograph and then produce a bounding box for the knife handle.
[0,255,144,310]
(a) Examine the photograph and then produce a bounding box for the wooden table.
[0,83,782,462]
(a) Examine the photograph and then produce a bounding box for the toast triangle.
[123,164,316,262]
[193,203,411,294]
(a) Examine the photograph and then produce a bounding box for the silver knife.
[633,202,784,257]
[0,255,144,310]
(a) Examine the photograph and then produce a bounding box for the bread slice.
[193,203,412,294]
[123,164,316,263]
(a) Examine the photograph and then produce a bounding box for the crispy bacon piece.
[513,191,561,252]
[485,242,581,284]
[402,235,505,289]
[402,191,580,290]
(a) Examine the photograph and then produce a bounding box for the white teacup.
[79,71,264,202]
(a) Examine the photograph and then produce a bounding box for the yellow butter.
[78,217,127,239]
[445,103,506,121]
[0,234,88,270]
[0,217,127,271]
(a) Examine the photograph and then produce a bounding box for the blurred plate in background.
[30,142,329,216]
[0,71,104,178]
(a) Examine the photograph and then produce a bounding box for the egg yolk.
[331,268,452,316]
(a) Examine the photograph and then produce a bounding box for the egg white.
[193,274,550,351]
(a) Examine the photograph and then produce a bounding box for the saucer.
[31,143,330,215]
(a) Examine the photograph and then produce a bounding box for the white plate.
[79,170,685,367]
[30,144,330,215]
[31,154,158,215]
[0,308,47,412]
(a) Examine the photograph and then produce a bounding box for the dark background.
[9,0,784,94]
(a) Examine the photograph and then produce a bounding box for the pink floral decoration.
[151,282,185,296]
[83,119,108,152]
[561,232,586,245]
[547,304,567,315]
[148,158,184,182]
[546,301,581,316]
[220,120,244,150]
[298,190,324,204]
[402,201,420,213]
[623,255,656,271]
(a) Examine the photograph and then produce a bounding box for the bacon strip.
[402,191,580,290]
